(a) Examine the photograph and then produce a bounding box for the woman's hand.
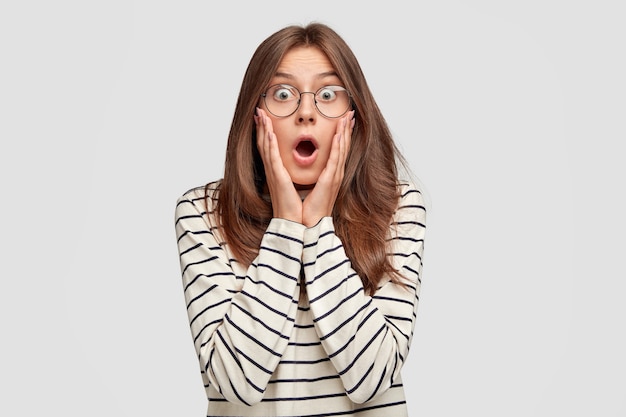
[302,110,355,227]
[255,108,303,223]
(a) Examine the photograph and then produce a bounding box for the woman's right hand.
[255,108,303,224]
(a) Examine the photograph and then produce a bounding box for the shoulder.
[395,180,427,226]
[397,180,425,209]
[177,179,222,205]
[175,179,222,218]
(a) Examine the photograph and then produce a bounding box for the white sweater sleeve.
[301,183,426,404]
[175,187,305,406]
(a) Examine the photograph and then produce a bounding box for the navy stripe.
[181,255,220,276]
[365,364,387,403]
[392,220,424,227]
[260,245,302,263]
[356,308,378,332]
[307,258,351,284]
[309,275,357,304]
[174,213,203,227]
[261,392,347,402]
[302,244,342,266]
[243,275,295,299]
[345,361,375,393]
[184,270,235,292]
[303,230,334,249]
[389,236,423,243]
[229,379,251,407]
[265,230,304,245]
[194,318,223,344]
[372,295,413,306]
[314,286,362,322]
[186,283,218,309]
[180,243,202,256]
[318,300,372,339]
[177,228,214,242]
[401,188,421,198]
[210,329,242,373]
[386,315,412,323]
[269,374,340,383]
[383,318,409,342]
[280,357,330,365]
[397,204,426,212]
[240,290,296,320]
[256,262,299,282]
[233,346,273,376]
[340,325,386,376]
[401,264,420,279]
[288,341,322,347]
[316,244,343,259]
[328,332,357,359]
[224,314,282,357]
[189,297,230,327]
[231,302,290,340]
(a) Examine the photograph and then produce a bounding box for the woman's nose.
[296,92,316,123]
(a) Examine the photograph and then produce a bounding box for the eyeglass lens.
[263,84,350,118]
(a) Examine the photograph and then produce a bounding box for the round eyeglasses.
[261,84,352,118]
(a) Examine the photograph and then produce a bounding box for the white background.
[1,1,624,416]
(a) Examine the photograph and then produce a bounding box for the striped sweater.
[174,180,426,417]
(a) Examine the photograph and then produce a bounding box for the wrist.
[274,210,303,224]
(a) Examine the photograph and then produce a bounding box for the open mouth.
[295,140,317,157]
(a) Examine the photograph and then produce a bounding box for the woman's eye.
[273,87,295,101]
[317,87,337,101]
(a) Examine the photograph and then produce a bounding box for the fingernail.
[256,107,260,116]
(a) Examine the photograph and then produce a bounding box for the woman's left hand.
[302,110,355,227]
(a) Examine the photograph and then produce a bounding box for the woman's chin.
[290,171,320,190]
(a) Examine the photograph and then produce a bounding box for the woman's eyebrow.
[272,71,339,80]
[273,72,294,80]
[317,71,339,79]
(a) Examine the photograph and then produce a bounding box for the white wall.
[1,1,624,416]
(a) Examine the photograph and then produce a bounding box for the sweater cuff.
[266,217,307,243]
[302,216,335,264]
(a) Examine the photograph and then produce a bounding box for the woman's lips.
[293,137,318,166]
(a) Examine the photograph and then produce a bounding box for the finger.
[257,111,277,186]
[337,111,354,179]
[337,117,347,175]
[333,117,348,183]
[262,116,291,187]
[255,108,267,157]
[346,110,355,153]
[264,134,278,196]
[342,111,354,152]
[268,131,285,179]
[262,109,275,137]
[323,130,342,186]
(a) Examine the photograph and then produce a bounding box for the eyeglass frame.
[260,84,353,119]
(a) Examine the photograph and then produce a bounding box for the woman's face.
[260,46,348,189]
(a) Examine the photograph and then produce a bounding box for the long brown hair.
[211,23,409,294]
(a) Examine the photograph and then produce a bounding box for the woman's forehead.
[275,46,337,80]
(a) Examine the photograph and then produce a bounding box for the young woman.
[175,22,426,417]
